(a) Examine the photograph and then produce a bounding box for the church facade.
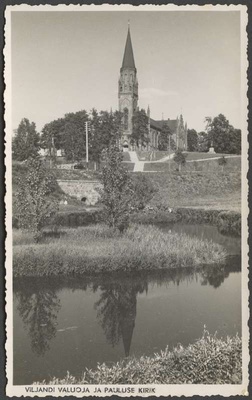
[118,26,188,152]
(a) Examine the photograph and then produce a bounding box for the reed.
[13,224,226,277]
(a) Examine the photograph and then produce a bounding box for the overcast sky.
[11,9,241,132]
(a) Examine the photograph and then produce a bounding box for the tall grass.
[13,224,226,277]
[36,330,242,385]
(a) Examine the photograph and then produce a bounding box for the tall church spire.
[121,25,136,70]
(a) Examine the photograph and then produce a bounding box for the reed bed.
[13,224,226,277]
[37,330,242,385]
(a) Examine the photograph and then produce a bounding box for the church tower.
[118,24,138,150]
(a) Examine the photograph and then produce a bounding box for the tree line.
[12,111,241,163]
[187,114,241,154]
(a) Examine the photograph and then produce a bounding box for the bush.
[131,174,156,209]
[13,157,59,242]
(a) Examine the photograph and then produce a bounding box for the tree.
[207,114,241,154]
[62,110,88,161]
[158,122,172,150]
[90,109,123,166]
[173,149,187,172]
[100,145,134,232]
[187,129,198,152]
[218,156,227,172]
[130,109,149,148]
[40,118,65,165]
[198,131,209,152]
[14,157,59,242]
[12,118,40,161]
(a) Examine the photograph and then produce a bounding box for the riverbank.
[13,224,226,277]
[37,331,242,385]
[31,207,240,237]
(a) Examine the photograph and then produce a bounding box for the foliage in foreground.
[13,157,59,242]
[37,330,242,385]
[13,224,226,277]
[100,146,134,232]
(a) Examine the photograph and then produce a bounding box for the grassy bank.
[142,171,241,212]
[132,208,241,236]
[37,331,242,385]
[13,224,226,277]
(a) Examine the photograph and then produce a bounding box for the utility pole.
[85,121,90,164]
[169,134,171,173]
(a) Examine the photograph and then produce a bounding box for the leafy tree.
[173,149,187,172]
[62,110,88,161]
[100,145,134,232]
[90,109,123,166]
[130,109,149,148]
[198,131,209,152]
[14,157,59,242]
[218,156,227,172]
[40,118,65,165]
[12,118,40,161]
[207,114,241,154]
[187,129,198,152]
[231,129,241,154]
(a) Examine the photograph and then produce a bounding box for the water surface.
[13,223,241,385]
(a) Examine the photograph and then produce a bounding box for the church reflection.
[94,277,148,356]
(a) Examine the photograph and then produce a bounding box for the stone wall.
[57,180,102,206]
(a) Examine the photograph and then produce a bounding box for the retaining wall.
[57,180,102,205]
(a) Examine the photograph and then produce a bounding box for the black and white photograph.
[4,4,249,397]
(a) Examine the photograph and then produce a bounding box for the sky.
[11,9,242,133]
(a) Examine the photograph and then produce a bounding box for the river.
[13,223,241,385]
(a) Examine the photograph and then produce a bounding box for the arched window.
[123,108,129,130]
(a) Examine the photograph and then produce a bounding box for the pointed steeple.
[121,25,136,70]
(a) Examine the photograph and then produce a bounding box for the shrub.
[173,149,187,171]
[218,156,227,172]
[13,157,59,242]
[131,174,156,210]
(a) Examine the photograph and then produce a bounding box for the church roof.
[150,118,162,131]
[122,27,136,69]
[151,118,178,133]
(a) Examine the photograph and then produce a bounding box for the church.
[118,25,188,152]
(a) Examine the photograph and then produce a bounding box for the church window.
[123,108,129,130]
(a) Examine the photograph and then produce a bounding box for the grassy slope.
[13,224,226,277]
[143,171,241,212]
[13,160,241,213]
[39,331,242,385]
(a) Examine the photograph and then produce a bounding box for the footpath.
[128,151,174,172]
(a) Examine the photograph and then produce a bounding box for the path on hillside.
[186,155,241,163]
[128,151,145,172]
[127,152,240,172]
[128,151,174,172]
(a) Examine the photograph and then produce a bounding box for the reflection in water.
[15,285,61,356]
[14,259,240,359]
[95,279,147,356]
